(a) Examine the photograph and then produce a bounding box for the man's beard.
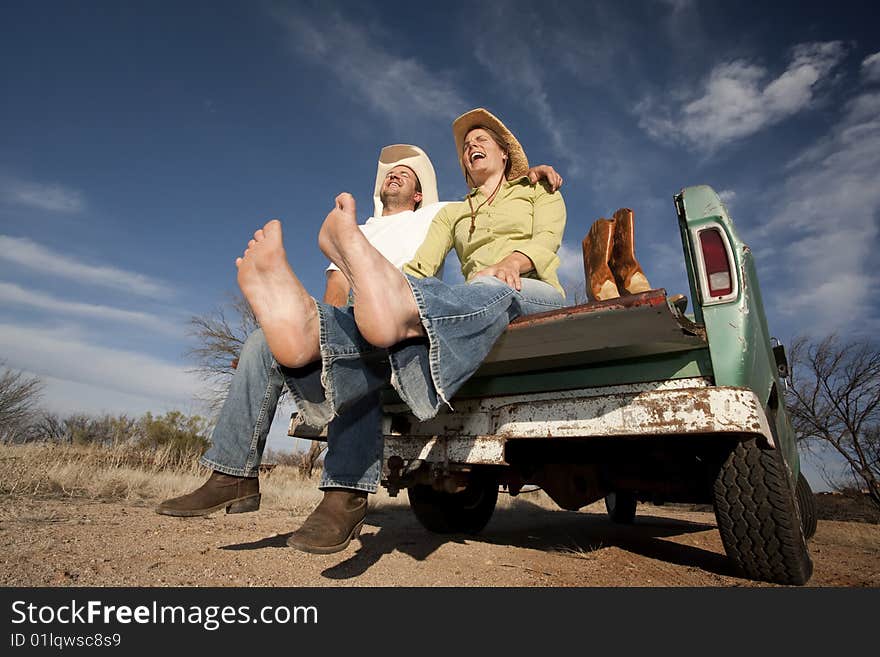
[380,188,409,212]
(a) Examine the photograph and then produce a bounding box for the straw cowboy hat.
[452,107,530,182]
[373,144,439,217]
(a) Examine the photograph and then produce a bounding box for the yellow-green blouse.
[403,177,566,296]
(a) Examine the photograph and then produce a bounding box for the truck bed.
[474,289,705,376]
[290,289,712,438]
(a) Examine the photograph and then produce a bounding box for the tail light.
[699,229,733,297]
[691,225,738,305]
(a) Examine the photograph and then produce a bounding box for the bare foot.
[318,193,424,348]
[236,219,320,368]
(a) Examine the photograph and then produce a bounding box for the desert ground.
[2,451,877,588]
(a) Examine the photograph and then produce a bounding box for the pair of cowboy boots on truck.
[582,208,651,301]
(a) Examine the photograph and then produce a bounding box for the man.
[156,144,561,554]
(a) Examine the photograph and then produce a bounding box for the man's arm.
[323,270,350,307]
[527,164,563,192]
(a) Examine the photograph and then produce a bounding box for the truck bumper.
[380,379,774,466]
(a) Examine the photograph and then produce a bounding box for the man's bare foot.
[318,193,424,348]
[236,219,320,368]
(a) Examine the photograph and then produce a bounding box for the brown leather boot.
[609,208,651,295]
[582,218,620,301]
[286,489,367,554]
[155,471,260,517]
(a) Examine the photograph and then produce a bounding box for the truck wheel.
[713,438,813,585]
[407,474,498,535]
[604,492,637,524]
[795,471,817,540]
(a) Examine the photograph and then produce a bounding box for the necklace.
[467,176,504,240]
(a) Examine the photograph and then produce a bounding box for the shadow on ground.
[220,500,732,580]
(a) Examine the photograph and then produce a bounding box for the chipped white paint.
[383,435,508,465]
[383,385,775,466]
[382,377,712,420]
[293,377,713,438]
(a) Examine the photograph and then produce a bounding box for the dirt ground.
[2,494,877,587]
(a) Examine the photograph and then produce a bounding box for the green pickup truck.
[292,184,816,585]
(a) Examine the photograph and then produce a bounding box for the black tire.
[713,438,813,585]
[604,491,637,524]
[796,471,817,540]
[407,473,498,535]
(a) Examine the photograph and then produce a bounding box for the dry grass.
[1,443,313,512]
[0,443,597,515]
[0,442,414,514]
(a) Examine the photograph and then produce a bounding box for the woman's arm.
[403,205,455,279]
[471,252,534,290]
[514,183,566,278]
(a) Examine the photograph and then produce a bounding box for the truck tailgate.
[472,289,706,376]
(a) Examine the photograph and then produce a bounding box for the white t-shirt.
[326,201,449,274]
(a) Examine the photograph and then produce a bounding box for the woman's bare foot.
[318,193,424,348]
[236,219,320,368]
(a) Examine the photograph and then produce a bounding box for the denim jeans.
[285,275,565,428]
[202,275,563,491]
[200,328,382,492]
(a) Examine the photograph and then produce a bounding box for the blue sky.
[1,1,878,482]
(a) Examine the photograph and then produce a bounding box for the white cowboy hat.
[452,107,529,182]
[373,144,439,217]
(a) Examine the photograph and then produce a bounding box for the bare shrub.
[0,363,43,443]
[787,335,880,510]
[186,292,259,413]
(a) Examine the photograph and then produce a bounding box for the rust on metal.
[506,289,669,331]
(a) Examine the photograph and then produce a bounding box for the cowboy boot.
[609,208,651,295]
[155,471,260,517]
[582,218,620,301]
[286,489,368,554]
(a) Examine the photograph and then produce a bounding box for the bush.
[26,412,139,446]
[0,364,43,443]
[138,411,210,463]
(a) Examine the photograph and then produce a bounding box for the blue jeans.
[202,275,563,491]
[285,275,565,427]
[200,328,383,492]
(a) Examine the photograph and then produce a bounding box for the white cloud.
[28,373,203,419]
[0,281,182,335]
[272,9,466,122]
[0,235,173,299]
[0,322,205,406]
[761,91,880,333]
[638,41,847,152]
[862,51,880,82]
[0,176,84,213]
[718,189,736,204]
[473,7,584,176]
[556,242,585,299]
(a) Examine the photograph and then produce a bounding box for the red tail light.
[699,229,733,297]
